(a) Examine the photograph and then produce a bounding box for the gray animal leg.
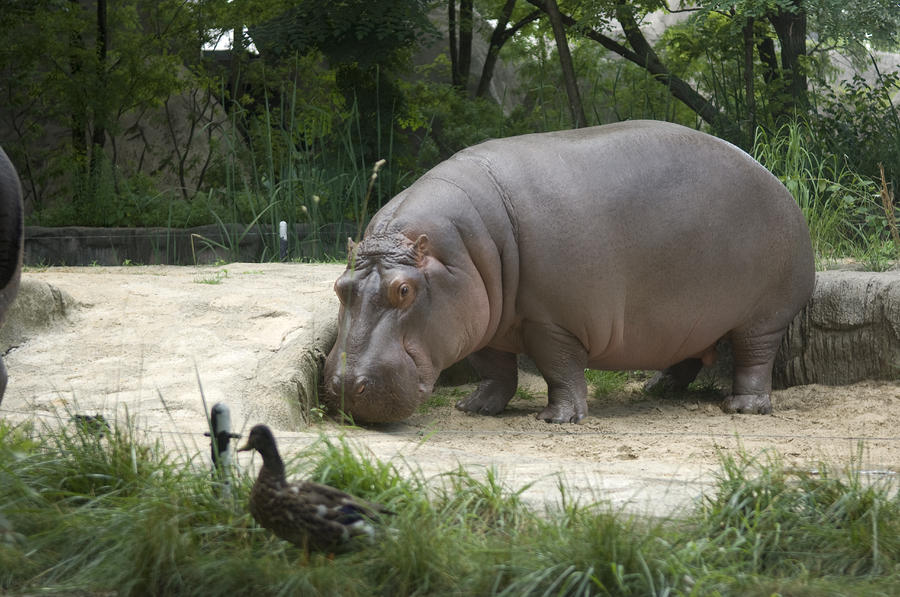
[723,328,785,414]
[524,324,588,424]
[643,358,704,394]
[455,347,518,416]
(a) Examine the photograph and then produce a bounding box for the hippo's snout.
[327,369,369,399]
[323,346,424,423]
[326,350,368,398]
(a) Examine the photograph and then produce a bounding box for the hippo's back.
[451,121,814,368]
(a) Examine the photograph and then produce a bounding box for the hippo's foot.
[536,395,587,424]
[457,347,518,416]
[722,394,772,414]
[455,381,514,416]
[536,405,585,424]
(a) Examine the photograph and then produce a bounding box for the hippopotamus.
[323,120,815,423]
[0,147,24,404]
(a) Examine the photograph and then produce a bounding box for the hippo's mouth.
[324,342,435,424]
[404,339,437,400]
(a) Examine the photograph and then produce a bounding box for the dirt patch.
[1,265,898,517]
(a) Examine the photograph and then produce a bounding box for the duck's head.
[237,424,278,456]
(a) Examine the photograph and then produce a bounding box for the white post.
[279,220,288,261]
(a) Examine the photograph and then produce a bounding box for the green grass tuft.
[584,369,630,397]
[2,418,900,595]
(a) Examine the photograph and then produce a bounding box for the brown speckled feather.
[239,424,392,551]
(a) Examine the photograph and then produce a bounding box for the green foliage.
[752,120,894,266]
[398,57,534,160]
[246,0,437,67]
[3,418,900,595]
[812,69,900,196]
[0,0,204,214]
[584,369,630,397]
[2,0,898,272]
[694,449,900,584]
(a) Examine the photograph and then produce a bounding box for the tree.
[0,0,208,214]
[522,0,734,134]
[475,1,541,98]
[245,0,437,161]
[543,0,587,127]
[448,0,475,90]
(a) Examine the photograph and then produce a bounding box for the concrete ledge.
[24,224,357,266]
[775,270,900,387]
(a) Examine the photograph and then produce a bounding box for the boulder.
[0,277,75,352]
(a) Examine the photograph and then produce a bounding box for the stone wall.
[24,223,358,266]
[775,270,900,387]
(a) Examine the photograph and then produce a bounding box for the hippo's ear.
[413,235,430,266]
[347,237,358,264]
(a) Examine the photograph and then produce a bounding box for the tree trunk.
[448,0,459,88]
[543,0,586,127]
[476,0,516,99]
[227,25,245,111]
[742,17,755,135]
[612,1,732,134]
[768,1,808,115]
[68,0,86,155]
[457,0,474,91]
[90,0,108,158]
[757,36,778,84]
[476,5,541,99]
[525,0,733,136]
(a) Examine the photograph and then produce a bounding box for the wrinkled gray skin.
[324,121,815,423]
[0,147,24,404]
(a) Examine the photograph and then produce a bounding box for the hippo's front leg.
[524,323,588,424]
[455,347,518,416]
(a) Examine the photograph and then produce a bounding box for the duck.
[238,424,392,551]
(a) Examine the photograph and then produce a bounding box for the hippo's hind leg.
[523,323,588,424]
[643,358,703,394]
[723,327,786,414]
[455,347,518,416]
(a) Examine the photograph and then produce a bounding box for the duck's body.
[239,424,391,551]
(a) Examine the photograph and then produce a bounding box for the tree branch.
[525,0,730,132]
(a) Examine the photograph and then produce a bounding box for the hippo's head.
[323,232,491,423]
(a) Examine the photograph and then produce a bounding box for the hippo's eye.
[389,279,415,308]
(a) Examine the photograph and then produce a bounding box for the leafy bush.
[752,120,894,267]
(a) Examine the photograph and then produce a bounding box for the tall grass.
[3,417,900,595]
[192,75,415,263]
[753,121,896,269]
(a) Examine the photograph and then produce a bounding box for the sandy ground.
[2,264,899,517]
